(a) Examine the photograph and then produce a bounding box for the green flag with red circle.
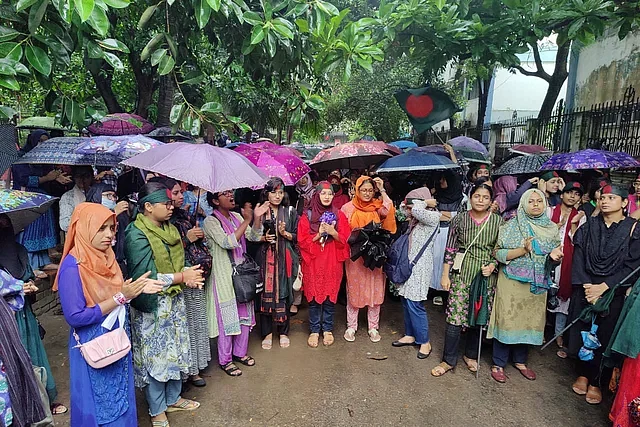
[394,86,460,134]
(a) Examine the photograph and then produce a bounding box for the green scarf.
[134,214,184,296]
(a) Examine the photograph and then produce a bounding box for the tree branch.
[530,43,551,81]
[513,65,550,81]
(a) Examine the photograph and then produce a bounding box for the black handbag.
[227,250,263,303]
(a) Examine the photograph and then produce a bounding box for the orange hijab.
[350,176,397,233]
[53,203,123,307]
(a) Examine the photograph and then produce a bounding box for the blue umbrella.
[12,137,121,167]
[389,140,418,150]
[376,150,459,173]
[0,189,58,234]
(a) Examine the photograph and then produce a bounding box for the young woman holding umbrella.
[341,176,396,343]
[431,182,503,377]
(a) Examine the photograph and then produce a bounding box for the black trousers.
[260,311,290,339]
[442,323,481,367]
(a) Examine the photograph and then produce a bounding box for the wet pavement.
[42,298,610,427]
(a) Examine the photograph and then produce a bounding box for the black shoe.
[417,350,432,359]
[392,340,417,347]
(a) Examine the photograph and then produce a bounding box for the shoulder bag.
[73,306,130,369]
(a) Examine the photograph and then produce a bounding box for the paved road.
[43,298,610,427]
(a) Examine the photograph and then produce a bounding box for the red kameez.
[297,211,351,304]
[610,357,640,427]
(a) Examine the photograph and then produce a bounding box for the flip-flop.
[431,362,454,377]
[280,335,291,348]
[152,420,170,427]
[308,333,320,348]
[166,399,200,413]
[323,332,334,346]
[50,403,68,415]
[463,356,478,373]
[261,337,272,350]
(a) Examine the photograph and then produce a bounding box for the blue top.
[57,255,137,427]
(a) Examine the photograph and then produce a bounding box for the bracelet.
[113,292,127,305]
[178,272,184,283]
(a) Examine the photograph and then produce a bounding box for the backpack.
[384,226,438,285]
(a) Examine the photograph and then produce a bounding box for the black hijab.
[0,214,30,280]
[86,182,115,203]
[435,170,463,205]
[19,129,49,156]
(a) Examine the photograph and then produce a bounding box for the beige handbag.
[292,269,303,291]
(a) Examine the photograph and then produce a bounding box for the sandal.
[491,366,508,383]
[220,362,242,377]
[368,328,381,343]
[557,348,568,359]
[514,363,537,381]
[308,333,320,348]
[431,362,454,377]
[152,420,170,427]
[232,355,255,366]
[572,376,588,395]
[290,305,299,315]
[280,335,290,348]
[50,403,68,415]
[188,375,206,387]
[586,386,602,405]
[323,331,334,346]
[166,398,200,413]
[462,355,478,373]
[261,337,272,350]
[344,328,356,342]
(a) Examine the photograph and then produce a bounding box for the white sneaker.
[368,329,381,343]
[343,328,356,342]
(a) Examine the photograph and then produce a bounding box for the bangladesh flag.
[394,86,460,134]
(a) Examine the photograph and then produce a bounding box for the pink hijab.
[493,176,518,213]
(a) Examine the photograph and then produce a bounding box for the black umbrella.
[493,154,552,176]
[347,221,393,270]
[0,124,18,175]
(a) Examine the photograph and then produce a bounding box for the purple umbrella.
[234,145,310,186]
[448,136,489,156]
[540,149,640,170]
[88,113,155,136]
[122,142,268,193]
[414,145,468,165]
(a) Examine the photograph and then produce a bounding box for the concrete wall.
[572,28,640,108]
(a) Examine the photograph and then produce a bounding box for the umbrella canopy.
[376,150,460,174]
[492,154,552,176]
[414,145,468,166]
[456,148,491,165]
[13,137,121,167]
[88,113,155,136]
[509,144,551,156]
[311,142,397,170]
[0,125,18,175]
[468,272,490,327]
[389,140,418,150]
[0,190,58,234]
[347,222,393,270]
[448,136,489,156]
[75,135,163,161]
[145,127,193,141]
[236,141,303,158]
[17,116,68,131]
[540,149,640,170]
[122,142,268,193]
[234,145,310,186]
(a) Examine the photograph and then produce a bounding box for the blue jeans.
[401,297,429,345]
[308,298,335,333]
[143,377,182,416]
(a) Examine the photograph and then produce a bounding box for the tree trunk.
[476,72,493,128]
[537,42,571,118]
[130,54,155,120]
[86,58,124,114]
[156,75,175,127]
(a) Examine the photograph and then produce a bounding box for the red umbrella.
[88,113,155,136]
[310,142,397,170]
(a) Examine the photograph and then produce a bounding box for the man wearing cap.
[546,181,586,358]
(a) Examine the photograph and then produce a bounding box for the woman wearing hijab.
[125,183,204,426]
[295,174,315,216]
[11,130,71,269]
[298,181,350,347]
[493,176,539,220]
[341,176,396,343]
[488,189,563,383]
[328,171,351,210]
[203,190,268,376]
[432,183,503,377]
[0,214,67,415]
[86,183,131,277]
[569,184,640,405]
[54,203,163,426]
[0,269,47,427]
[255,178,300,350]
[392,188,440,359]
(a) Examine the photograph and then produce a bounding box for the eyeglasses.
[103,193,117,201]
[162,201,174,208]
[219,190,234,197]
[359,188,375,194]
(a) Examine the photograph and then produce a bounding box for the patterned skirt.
[183,287,211,375]
[446,273,496,328]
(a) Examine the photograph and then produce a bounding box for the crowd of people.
[1,131,640,427]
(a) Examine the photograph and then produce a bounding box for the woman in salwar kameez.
[487,189,563,383]
[203,190,268,376]
[125,183,204,426]
[54,203,163,427]
[341,176,396,343]
[432,183,502,377]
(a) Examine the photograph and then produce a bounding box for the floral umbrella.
[310,142,398,170]
[12,137,121,167]
[234,145,310,186]
[75,135,163,160]
[492,154,552,176]
[540,149,640,170]
[0,190,58,234]
[87,113,155,136]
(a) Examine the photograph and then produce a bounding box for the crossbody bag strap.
[465,215,490,251]
[409,226,439,266]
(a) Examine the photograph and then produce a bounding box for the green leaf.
[243,11,263,25]
[150,48,166,66]
[0,75,19,90]
[0,43,22,61]
[237,122,251,133]
[0,105,17,119]
[86,41,104,58]
[25,45,51,76]
[103,0,128,7]
[568,17,585,39]
[164,33,177,58]
[190,117,200,135]
[88,6,109,36]
[250,25,265,44]
[295,19,308,33]
[305,94,324,110]
[74,0,94,22]
[315,0,339,16]
[140,33,164,61]
[195,0,212,29]
[181,70,204,85]
[16,0,40,11]
[13,61,29,75]
[201,101,223,113]
[28,0,50,35]
[42,22,74,51]
[51,0,71,22]
[97,38,130,53]
[64,99,81,125]
[157,54,175,75]
[0,59,17,76]
[205,0,221,12]
[46,39,70,68]
[272,18,294,39]
[103,51,124,70]
[138,4,157,30]
[169,104,185,124]
[265,30,276,57]
[0,27,20,43]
